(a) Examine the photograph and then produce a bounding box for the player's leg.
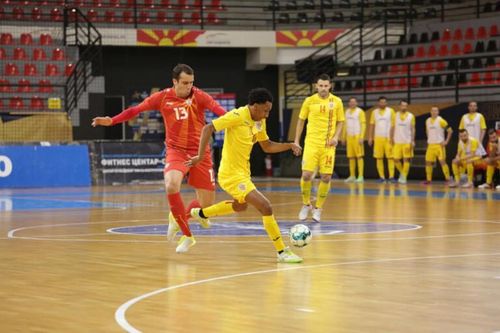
[313,148,335,222]
[345,137,356,182]
[386,141,396,182]
[461,161,475,188]
[356,139,365,182]
[299,145,317,220]
[436,146,450,183]
[244,189,302,263]
[187,154,216,227]
[479,158,496,189]
[374,138,386,181]
[450,159,462,187]
[424,145,435,184]
[393,144,403,177]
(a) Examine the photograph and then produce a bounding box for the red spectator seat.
[427,44,437,57]
[13,47,28,60]
[12,6,24,20]
[490,24,498,36]
[87,9,98,22]
[436,61,446,71]
[174,11,185,24]
[483,72,494,84]
[32,48,47,60]
[477,26,487,39]
[156,10,168,23]
[5,63,19,76]
[191,11,201,24]
[24,63,37,76]
[31,7,42,21]
[65,63,75,76]
[0,6,4,21]
[209,0,223,10]
[193,0,201,8]
[0,33,13,45]
[39,33,53,45]
[92,0,104,7]
[398,77,407,88]
[412,63,422,72]
[416,46,425,58]
[9,97,24,109]
[45,64,59,76]
[424,62,434,72]
[20,33,33,45]
[439,44,449,57]
[452,28,462,40]
[109,0,121,7]
[463,43,472,54]
[470,72,481,84]
[0,48,6,59]
[104,10,116,22]
[465,27,474,40]
[0,79,11,92]
[177,0,189,9]
[50,7,62,21]
[143,0,155,8]
[51,48,65,61]
[122,10,133,23]
[160,0,171,8]
[17,78,31,92]
[366,80,373,90]
[451,43,461,55]
[126,0,135,7]
[389,64,400,74]
[441,29,451,42]
[38,79,53,93]
[207,12,220,24]
[497,72,500,83]
[138,11,151,23]
[31,96,44,109]
[410,77,418,87]
[386,78,396,88]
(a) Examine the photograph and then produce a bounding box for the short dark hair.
[400,99,408,104]
[248,88,273,105]
[469,101,477,105]
[459,129,468,134]
[378,96,387,101]
[172,64,194,80]
[348,97,357,102]
[316,74,331,82]
[488,128,497,135]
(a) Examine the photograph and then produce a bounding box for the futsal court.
[1,178,499,333]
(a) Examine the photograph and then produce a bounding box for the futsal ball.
[289,224,312,248]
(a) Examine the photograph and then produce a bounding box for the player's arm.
[411,115,416,146]
[294,98,310,146]
[188,123,215,166]
[368,111,375,146]
[202,91,226,116]
[329,121,343,147]
[91,93,158,126]
[479,115,487,143]
[359,110,366,143]
[444,126,453,146]
[259,140,302,156]
[389,110,395,145]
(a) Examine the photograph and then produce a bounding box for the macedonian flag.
[137,29,205,47]
[276,29,345,47]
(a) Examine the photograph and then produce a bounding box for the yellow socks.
[349,159,356,178]
[376,159,385,179]
[425,165,433,181]
[262,215,285,252]
[300,178,312,206]
[388,159,395,178]
[452,163,460,182]
[441,164,450,180]
[357,158,364,177]
[315,181,330,208]
[486,165,495,184]
[394,160,403,174]
[201,200,235,217]
[467,163,474,183]
[403,161,410,178]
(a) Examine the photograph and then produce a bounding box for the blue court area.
[108,221,420,237]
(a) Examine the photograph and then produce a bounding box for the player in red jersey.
[92,64,226,253]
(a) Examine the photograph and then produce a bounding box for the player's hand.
[441,142,447,147]
[368,138,373,146]
[328,138,339,147]
[92,116,112,127]
[340,140,346,146]
[290,143,302,156]
[186,155,202,167]
[358,138,364,145]
[411,141,416,147]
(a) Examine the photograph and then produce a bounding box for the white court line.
[115,251,500,333]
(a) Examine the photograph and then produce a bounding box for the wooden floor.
[1,179,499,333]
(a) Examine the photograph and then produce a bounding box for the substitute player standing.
[392,100,415,184]
[187,88,304,263]
[294,74,344,222]
[423,106,452,185]
[478,129,500,190]
[92,64,226,253]
[341,97,366,183]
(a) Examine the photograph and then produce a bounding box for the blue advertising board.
[0,145,91,188]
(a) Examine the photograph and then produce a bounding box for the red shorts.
[164,149,215,191]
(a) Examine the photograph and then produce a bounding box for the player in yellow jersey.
[423,106,452,185]
[368,96,396,183]
[187,88,304,263]
[478,129,500,190]
[391,100,415,184]
[341,97,366,183]
[459,101,487,144]
[294,74,345,222]
[449,129,486,188]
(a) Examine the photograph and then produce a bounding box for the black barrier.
[88,141,165,185]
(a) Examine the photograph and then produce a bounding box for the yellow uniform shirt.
[369,107,396,138]
[457,137,481,159]
[299,93,345,148]
[459,112,486,141]
[212,106,268,177]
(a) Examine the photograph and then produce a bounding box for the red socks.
[185,199,201,221]
[167,193,191,237]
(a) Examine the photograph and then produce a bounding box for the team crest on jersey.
[238,183,247,191]
[185,98,192,106]
[255,121,262,131]
[329,102,334,109]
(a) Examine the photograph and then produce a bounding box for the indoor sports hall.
[1,1,500,332]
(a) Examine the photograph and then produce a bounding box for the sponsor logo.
[0,155,13,178]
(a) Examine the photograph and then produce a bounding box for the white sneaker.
[166,212,180,242]
[190,208,211,228]
[478,183,492,189]
[496,185,500,191]
[448,181,459,188]
[344,176,356,183]
[277,247,303,263]
[461,182,473,188]
[398,177,407,184]
[176,235,196,253]
[312,207,322,222]
[355,176,364,183]
[298,204,311,221]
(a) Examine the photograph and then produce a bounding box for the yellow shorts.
[346,135,364,158]
[302,145,336,175]
[373,137,393,159]
[218,172,256,204]
[425,144,446,162]
[393,143,414,159]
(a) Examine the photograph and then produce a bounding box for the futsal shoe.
[461,182,473,188]
[190,208,211,228]
[421,180,431,185]
[298,204,311,221]
[176,235,196,253]
[344,176,356,183]
[355,176,364,183]
[398,176,407,184]
[377,178,386,183]
[312,207,322,222]
[448,181,459,188]
[277,248,303,263]
[167,212,180,241]
[478,183,492,189]
[496,185,500,191]
[388,177,398,184]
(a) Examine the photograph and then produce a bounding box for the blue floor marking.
[109,221,420,237]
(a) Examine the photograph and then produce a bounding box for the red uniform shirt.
[111,87,226,152]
